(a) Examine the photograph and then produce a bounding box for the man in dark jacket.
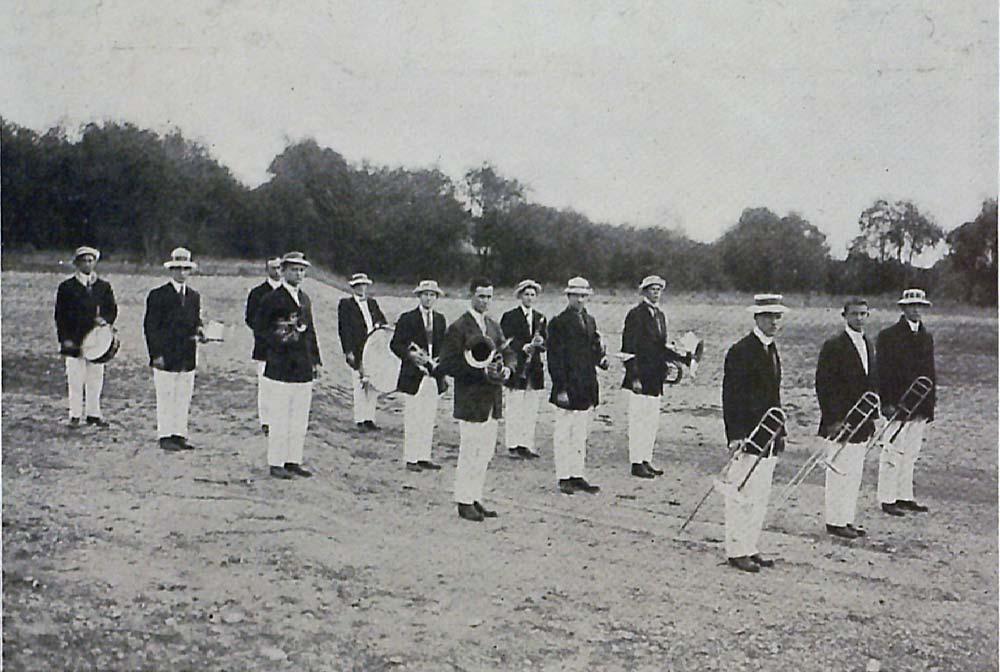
[245,257,282,434]
[500,279,547,460]
[54,246,118,428]
[337,273,388,431]
[143,247,205,451]
[815,298,877,539]
[876,289,936,515]
[547,277,609,495]
[390,280,448,472]
[720,294,787,573]
[439,278,514,522]
[621,275,687,478]
[255,252,322,479]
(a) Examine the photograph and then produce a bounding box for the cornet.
[408,342,439,376]
[274,313,307,344]
[516,328,546,386]
[464,334,513,385]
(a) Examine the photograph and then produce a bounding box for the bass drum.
[81,324,121,364]
[360,326,400,393]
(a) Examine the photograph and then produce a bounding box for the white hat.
[747,293,788,314]
[349,272,373,286]
[413,280,443,295]
[73,246,100,262]
[639,275,666,291]
[515,279,542,295]
[564,276,594,296]
[280,251,311,267]
[164,247,197,269]
[897,288,932,306]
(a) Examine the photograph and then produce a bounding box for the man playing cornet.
[439,278,515,522]
[501,279,548,460]
[390,280,449,472]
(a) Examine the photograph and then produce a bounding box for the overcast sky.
[3,1,996,260]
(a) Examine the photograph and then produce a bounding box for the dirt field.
[3,269,997,671]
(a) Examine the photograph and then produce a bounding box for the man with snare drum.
[338,272,388,432]
[55,246,118,429]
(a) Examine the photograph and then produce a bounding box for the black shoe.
[457,503,484,522]
[749,554,775,568]
[643,461,664,476]
[86,416,110,428]
[417,460,442,471]
[826,524,859,539]
[896,499,929,513]
[261,424,270,436]
[356,422,369,432]
[524,450,541,460]
[508,447,527,459]
[631,463,655,479]
[881,502,906,517]
[68,417,82,429]
[572,477,600,494]
[363,420,381,432]
[847,524,867,537]
[172,435,195,450]
[728,556,760,573]
[284,463,312,478]
[406,462,423,472]
[558,479,576,495]
[159,437,182,452]
[474,501,498,518]
[269,465,293,479]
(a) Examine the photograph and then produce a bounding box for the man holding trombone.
[815,298,878,539]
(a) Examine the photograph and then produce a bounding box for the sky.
[3,1,997,262]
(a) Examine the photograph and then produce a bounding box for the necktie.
[767,343,779,378]
[179,287,186,306]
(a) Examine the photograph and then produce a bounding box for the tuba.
[465,334,512,385]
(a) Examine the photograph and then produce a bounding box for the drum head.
[81,325,116,362]
[361,327,400,393]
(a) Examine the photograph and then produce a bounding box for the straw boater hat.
[413,280,443,296]
[73,246,100,262]
[349,273,373,286]
[515,279,542,296]
[163,247,197,270]
[639,275,666,291]
[564,276,594,296]
[280,251,310,267]
[897,288,932,306]
[747,293,788,314]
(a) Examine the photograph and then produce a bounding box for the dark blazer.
[439,311,514,422]
[547,307,604,411]
[500,306,547,391]
[143,283,202,372]
[815,331,877,442]
[876,316,936,421]
[255,285,322,383]
[722,331,785,452]
[338,296,388,370]
[620,302,685,397]
[54,276,118,357]
[390,307,447,395]
[245,281,279,361]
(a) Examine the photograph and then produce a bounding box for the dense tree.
[945,198,997,305]
[850,199,945,266]
[462,164,527,277]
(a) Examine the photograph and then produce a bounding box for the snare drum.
[360,326,400,393]
[81,324,121,364]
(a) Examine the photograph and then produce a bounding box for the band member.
[439,278,514,522]
[390,280,449,472]
[721,294,787,573]
[245,257,283,435]
[54,246,118,428]
[815,298,877,539]
[255,252,321,479]
[501,279,547,460]
[547,277,609,495]
[143,248,206,451]
[338,272,388,431]
[876,289,936,516]
[621,275,684,478]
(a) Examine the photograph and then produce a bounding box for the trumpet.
[274,313,307,344]
[516,328,546,386]
[464,334,513,385]
[408,342,439,376]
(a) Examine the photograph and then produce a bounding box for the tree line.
[2,118,995,304]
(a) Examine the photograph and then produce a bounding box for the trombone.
[862,376,934,463]
[771,391,880,511]
[678,407,786,533]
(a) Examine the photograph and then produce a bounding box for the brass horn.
[464,334,512,384]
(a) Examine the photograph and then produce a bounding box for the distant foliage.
[941,199,998,305]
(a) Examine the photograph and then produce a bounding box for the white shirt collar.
[76,272,96,286]
[468,307,487,333]
[266,278,282,289]
[753,326,773,347]
[906,319,921,332]
[169,279,186,294]
[643,298,658,309]
[282,280,300,303]
[845,326,866,342]
[521,304,532,317]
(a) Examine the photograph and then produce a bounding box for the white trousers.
[627,392,661,464]
[454,416,498,504]
[153,369,195,439]
[823,439,865,526]
[351,369,377,423]
[65,356,104,419]
[505,388,545,451]
[724,452,777,558]
[877,419,928,504]
[403,376,438,463]
[264,378,313,467]
[553,407,592,479]
[256,361,270,427]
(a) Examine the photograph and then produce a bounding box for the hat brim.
[898,298,931,306]
[565,288,593,296]
[164,261,197,269]
[282,260,311,267]
[74,252,100,263]
[413,287,443,295]
[349,279,372,286]
[516,282,542,295]
[747,305,789,314]
[640,282,665,291]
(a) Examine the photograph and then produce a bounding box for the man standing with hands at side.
[245,257,283,435]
